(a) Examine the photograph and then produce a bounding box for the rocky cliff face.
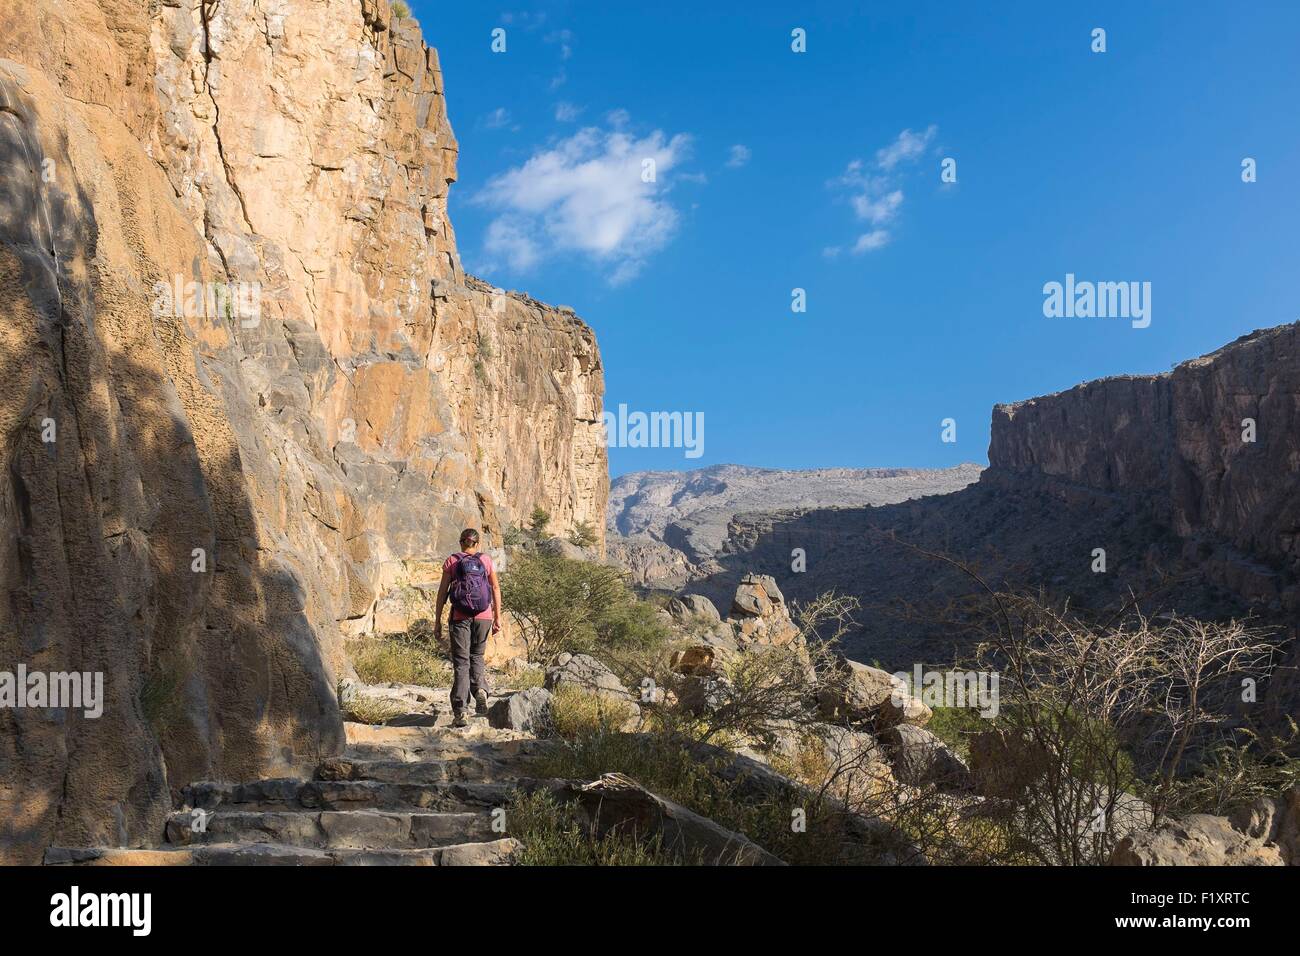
[685,326,1298,688]
[987,323,1299,614]
[0,0,606,863]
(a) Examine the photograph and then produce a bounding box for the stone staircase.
[44,693,559,866]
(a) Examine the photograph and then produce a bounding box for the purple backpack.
[449,552,492,615]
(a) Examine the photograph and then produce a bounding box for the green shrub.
[535,728,841,864]
[391,0,411,18]
[506,664,547,690]
[501,551,668,664]
[568,520,597,548]
[924,705,990,760]
[506,790,687,865]
[548,686,636,740]
[341,691,404,725]
[528,506,550,538]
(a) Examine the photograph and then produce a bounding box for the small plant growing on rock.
[391,0,411,18]
[339,689,404,725]
[568,520,597,549]
[528,506,551,538]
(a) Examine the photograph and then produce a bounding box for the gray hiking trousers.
[449,617,492,713]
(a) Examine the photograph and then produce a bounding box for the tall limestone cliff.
[986,323,1299,614]
[0,0,606,863]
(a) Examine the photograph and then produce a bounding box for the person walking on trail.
[434,528,502,728]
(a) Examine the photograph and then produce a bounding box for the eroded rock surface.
[0,0,605,863]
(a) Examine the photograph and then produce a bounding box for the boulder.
[668,626,740,677]
[1110,785,1299,866]
[818,659,904,721]
[880,724,972,790]
[544,653,640,718]
[809,724,896,806]
[666,594,722,624]
[674,675,732,716]
[488,688,553,734]
[681,738,926,865]
[817,658,933,728]
[562,773,786,865]
[728,574,801,646]
[877,693,934,729]
[538,537,591,562]
[730,573,784,616]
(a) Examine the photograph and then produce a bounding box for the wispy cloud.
[499,11,547,30]
[725,144,751,168]
[545,28,574,60]
[829,125,936,255]
[479,107,514,131]
[555,101,583,122]
[475,118,692,284]
[875,126,936,171]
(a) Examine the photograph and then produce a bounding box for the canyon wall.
[0,0,605,863]
[687,325,1297,684]
[986,323,1299,613]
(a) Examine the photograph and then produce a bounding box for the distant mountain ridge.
[606,463,984,587]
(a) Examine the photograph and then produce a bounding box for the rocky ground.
[41,565,1299,866]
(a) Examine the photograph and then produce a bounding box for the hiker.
[434,528,502,728]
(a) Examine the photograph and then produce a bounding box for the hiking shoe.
[474,689,489,715]
[451,711,468,729]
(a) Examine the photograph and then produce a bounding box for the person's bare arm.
[433,568,451,638]
[489,567,503,634]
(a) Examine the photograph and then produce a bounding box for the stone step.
[45,838,519,866]
[343,719,538,750]
[165,808,497,849]
[332,735,555,776]
[318,752,545,785]
[183,778,517,812]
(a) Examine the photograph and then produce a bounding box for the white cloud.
[500,11,546,30]
[828,125,936,255]
[851,188,902,226]
[725,144,751,168]
[482,219,540,272]
[874,125,937,171]
[555,101,583,122]
[481,107,512,130]
[545,28,574,60]
[852,230,891,253]
[475,120,692,283]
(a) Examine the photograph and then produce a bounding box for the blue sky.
[412,1,1300,477]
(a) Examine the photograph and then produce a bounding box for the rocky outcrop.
[1110,785,1300,866]
[607,463,982,587]
[561,772,786,866]
[987,323,1300,614]
[0,0,605,863]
